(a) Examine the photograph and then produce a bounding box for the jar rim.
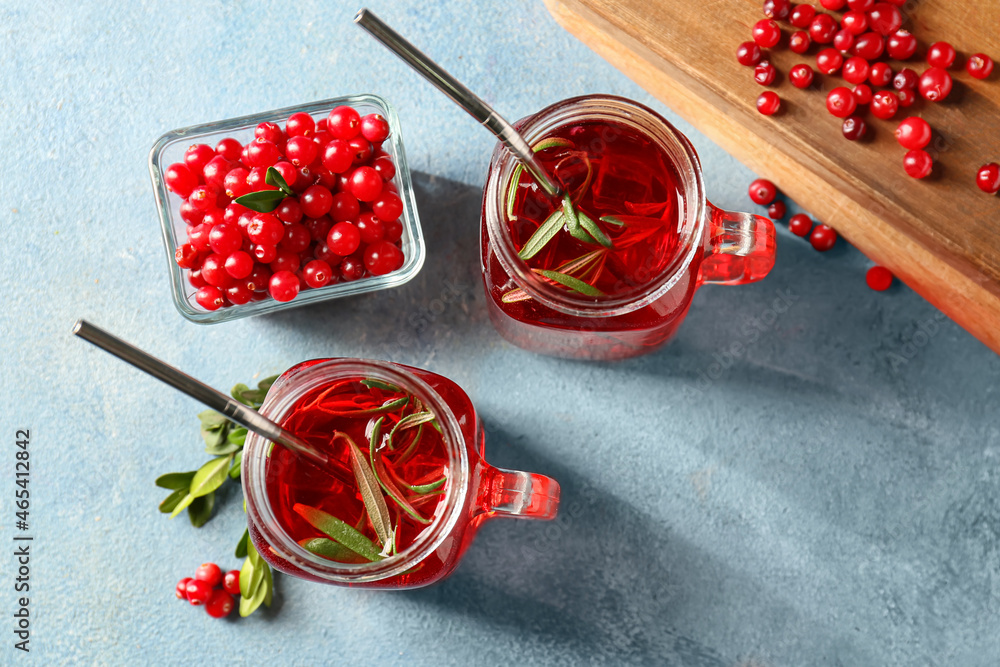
[484,95,706,317]
[241,359,469,583]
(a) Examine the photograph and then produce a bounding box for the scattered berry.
[757,91,782,115]
[926,42,957,69]
[866,266,894,291]
[842,116,867,141]
[903,150,933,179]
[851,32,885,60]
[867,3,902,36]
[842,57,871,85]
[768,201,787,219]
[763,0,792,20]
[755,60,778,86]
[817,48,844,75]
[789,4,816,28]
[753,19,782,48]
[894,117,932,150]
[176,578,193,600]
[269,270,301,302]
[870,91,899,120]
[790,63,815,88]
[886,30,917,60]
[966,54,995,80]
[185,579,213,606]
[833,29,855,52]
[789,31,812,54]
[223,570,241,596]
[852,83,874,105]
[205,589,235,619]
[977,163,1000,194]
[809,13,838,44]
[869,62,893,87]
[810,224,837,251]
[918,68,953,102]
[737,41,763,66]
[749,179,778,205]
[827,87,858,118]
[892,68,919,91]
[841,11,868,35]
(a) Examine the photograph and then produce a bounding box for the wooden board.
[543,0,1000,354]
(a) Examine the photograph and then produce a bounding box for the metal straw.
[354,8,564,198]
[72,320,338,473]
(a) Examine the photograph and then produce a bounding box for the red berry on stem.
[753,19,782,48]
[843,57,870,84]
[754,60,777,85]
[894,117,931,150]
[817,48,844,75]
[205,589,235,619]
[866,266,894,291]
[871,91,899,120]
[223,570,241,596]
[757,91,781,115]
[927,42,957,69]
[789,4,816,28]
[790,63,815,88]
[737,41,763,66]
[768,201,786,219]
[827,87,858,118]
[789,214,812,237]
[810,224,838,251]
[867,3,902,35]
[977,163,1000,194]
[749,178,778,205]
[809,14,838,44]
[186,579,213,605]
[918,68,952,102]
[842,116,867,141]
[903,149,933,179]
[967,54,995,80]
[789,31,812,54]
[886,30,917,60]
[269,270,300,302]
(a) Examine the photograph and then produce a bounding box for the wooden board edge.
[543,0,1000,356]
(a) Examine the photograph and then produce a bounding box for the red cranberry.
[841,10,868,35]
[755,60,778,85]
[248,213,284,246]
[300,184,334,218]
[757,91,781,115]
[869,62,893,87]
[749,178,778,205]
[817,48,844,74]
[846,0,873,10]
[279,224,311,254]
[927,42,957,69]
[897,88,916,107]
[827,87,858,118]
[165,163,198,197]
[737,41,763,66]
[892,68,918,90]
[269,270,300,302]
[328,222,362,256]
[894,117,931,150]
[185,579,214,605]
[871,91,899,119]
[903,150,933,179]
[809,14,838,44]
[967,54,995,80]
[789,31,812,54]
[867,3,902,35]
[790,63,815,88]
[753,19,782,48]
[833,29,855,52]
[763,0,791,20]
[223,570,241,595]
[789,214,813,237]
[789,3,816,28]
[853,83,874,105]
[364,241,405,276]
[224,251,254,279]
[886,30,917,60]
[206,589,235,619]
[866,266,893,291]
[842,116,867,141]
[851,32,884,60]
[977,163,1000,194]
[810,224,838,251]
[184,143,216,174]
[349,166,383,202]
[208,222,241,256]
[918,67,953,102]
[768,201,786,220]
[372,156,396,181]
[176,577,193,600]
[215,137,243,162]
[819,0,846,9]
[254,122,285,147]
[327,106,362,140]
[195,286,224,310]
[842,57,871,84]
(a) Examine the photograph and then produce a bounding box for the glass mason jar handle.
[698,201,777,285]
[477,465,560,520]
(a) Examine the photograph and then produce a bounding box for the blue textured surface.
[3,1,999,665]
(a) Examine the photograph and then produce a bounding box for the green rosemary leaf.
[293,504,384,562]
[229,450,243,480]
[600,214,626,227]
[403,476,447,494]
[396,424,424,464]
[233,189,285,213]
[361,378,402,392]
[532,137,574,152]
[501,288,531,304]
[506,163,524,221]
[155,471,195,490]
[188,454,234,499]
[347,436,392,545]
[562,194,579,230]
[578,211,612,248]
[158,487,187,514]
[387,411,436,449]
[300,537,357,562]
[187,491,215,527]
[554,249,606,276]
[235,528,249,559]
[264,166,295,196]
[518,210,565,260]
[371,455,431,524]
[537,270,606,297]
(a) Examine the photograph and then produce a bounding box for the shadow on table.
[256,171,491,362]
[404,425,799,665]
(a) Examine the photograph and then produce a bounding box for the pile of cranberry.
[164,105,407,312]
[175,562,240,618]
[738,0,999,190]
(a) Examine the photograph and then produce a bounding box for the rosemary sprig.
[518,210,565,260]
[537,270,605,297]
[294,504,384,562]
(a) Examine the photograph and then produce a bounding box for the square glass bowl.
[148,94,425,324]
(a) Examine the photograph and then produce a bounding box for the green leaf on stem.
[188,491,215,527]
[532,137,574,152]
[387,411,436,449]
[300,537,358,562]
[361,378,402,392]
[235,528,249,559]
[229,450,243,480]
[293,504,384,562]
[233,189,286,213]
[205,438,241,456]
[189,454,234,498]
[155,471,195,490]
[158,488,188,514]
[169,492,195,519]
[518,210,565,261]
[264,166,295,196]
[599,214,626,227]
[198,410,228,429]
[403,476,447,494]
[578,211,612,248]
[227,427,248,447]
[348,433,393,546]
[201,424,227,449]
[537,270,605,297]
[505,163,524,222]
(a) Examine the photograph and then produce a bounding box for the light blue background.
[3,1,999,665]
